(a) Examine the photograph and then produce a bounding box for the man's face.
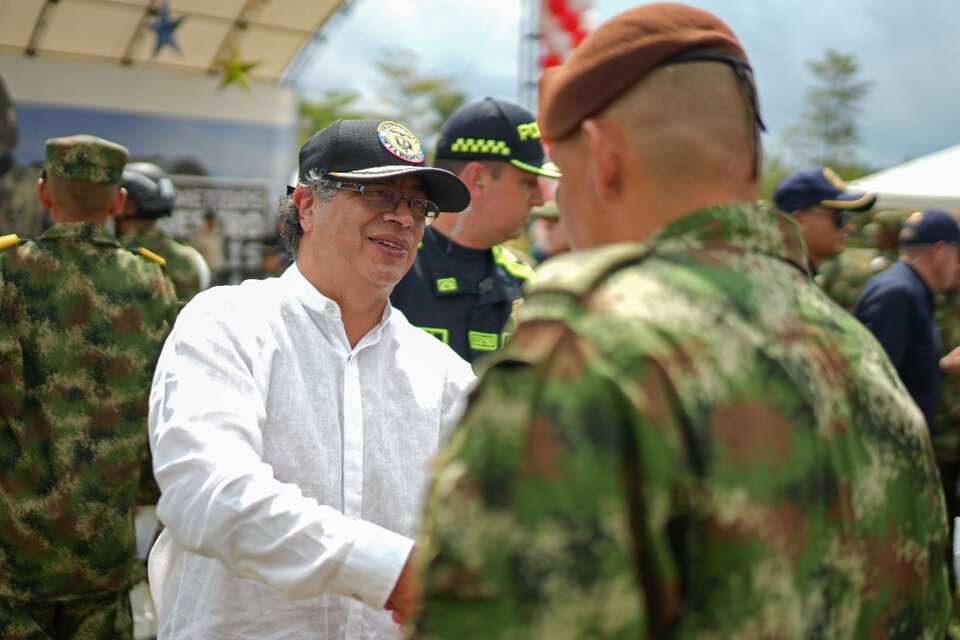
[549,134,597,249]
[298,175,428,297]
[482,163,545,243]
[794,206,854,266]
[934,242,960,291]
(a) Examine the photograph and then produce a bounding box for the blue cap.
[772,166,876,213]
[898,208,960,245]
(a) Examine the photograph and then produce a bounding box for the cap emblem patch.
[378,121,424,165]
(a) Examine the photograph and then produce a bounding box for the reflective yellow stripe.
[449,138,511,156]
[137,247,167,267]
[436,277,458,293]
[0,233,20,251]
[469,331,499,352]
[420,327,450,344]
[492,245,535,281]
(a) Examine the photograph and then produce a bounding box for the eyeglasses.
[825,209,852,229]
[802,207,851,229]
[327,181,440,225]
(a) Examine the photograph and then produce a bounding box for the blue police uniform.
[855,261,941,429]
[390,226,533,363]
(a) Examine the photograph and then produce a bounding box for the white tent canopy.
[850,144,960,213]
[0,0,348,83]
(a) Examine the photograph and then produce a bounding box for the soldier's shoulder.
[0,233,24,253]
[528,243,649,298]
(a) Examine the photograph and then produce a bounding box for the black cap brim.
[327,165,471,213]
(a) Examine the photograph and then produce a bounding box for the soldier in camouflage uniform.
[0,135,178,639]
[117,161,211,305]
[409,4,950,638]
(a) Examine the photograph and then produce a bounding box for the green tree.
[373,48,466,150]
[784,49,873,170]
[297,50,465,154]
[298,89,374,145]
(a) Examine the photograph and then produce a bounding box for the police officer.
[409,3,949,636]
[390,98,559,363]
[117,161,211,304]
[0,135,178,640]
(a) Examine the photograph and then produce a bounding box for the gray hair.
[276,169,336,259]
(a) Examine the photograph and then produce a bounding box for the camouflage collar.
[38,222,124,247]
[531,203,809,298]
[641,202,807,269]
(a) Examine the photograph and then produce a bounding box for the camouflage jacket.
[0,222,178,601]
[414,203,949,639]
[934,291,960,462]
[119,226,210,304]
[817,248,896,313]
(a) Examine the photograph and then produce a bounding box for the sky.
[292,0,960,171]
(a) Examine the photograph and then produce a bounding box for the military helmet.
[121,161,176,217]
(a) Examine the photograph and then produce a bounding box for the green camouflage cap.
[44,134,128,184]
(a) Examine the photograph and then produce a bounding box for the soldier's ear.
[108,187,128,218]
[581,118,623,203]
[37,177,53,208]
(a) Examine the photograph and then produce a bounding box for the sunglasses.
[799,206,851,229]
[327,181,440,225]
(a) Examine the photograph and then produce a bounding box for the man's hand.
[385,550,420,625]
[941,346,960,376]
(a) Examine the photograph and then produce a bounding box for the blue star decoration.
[217,48,259,90]
[150,3,185,56]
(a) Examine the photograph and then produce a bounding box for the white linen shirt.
[148,264,475,639]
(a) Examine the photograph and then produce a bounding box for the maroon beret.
[539,2,748,141]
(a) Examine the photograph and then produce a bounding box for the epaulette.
[492,244,535,281]
[527,242,650,299]
[0,233,23,252]
[134,246,167,268]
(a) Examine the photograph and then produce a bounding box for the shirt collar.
[640,203,809,272]
[283,262,394,330]
[39,222,123,247]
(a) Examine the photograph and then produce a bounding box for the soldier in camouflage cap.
[409,3,950,637]
[43,134,128,184]
[0,75,48,239]
[0,133,178,639]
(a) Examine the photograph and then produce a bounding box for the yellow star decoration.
[217,47,259,90]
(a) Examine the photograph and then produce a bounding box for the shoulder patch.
[0,233,22,251]
[529,243,650,298]
[134,246,167,268]
[492,245,535,281]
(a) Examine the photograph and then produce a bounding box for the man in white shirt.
[147,119,475,638]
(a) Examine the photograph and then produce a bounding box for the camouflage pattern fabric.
[0,165,49,237]
[414,203,949,639]
[935,290,960,456]
[119,226,209,304]
[44,135,128,184]
[934,290,960,580]
[817,247,897,313]
[0,588,131,640]
[0,222,177,604]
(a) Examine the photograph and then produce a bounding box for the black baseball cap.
[293,119,471,213]
[435,98,561,178]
